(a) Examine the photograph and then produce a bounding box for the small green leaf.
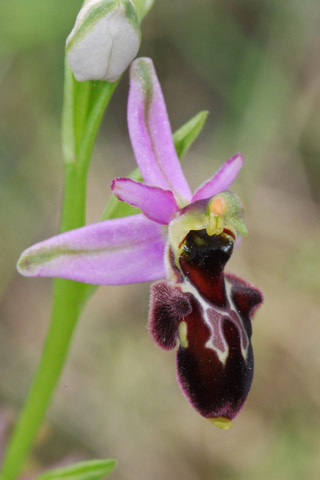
[173,110,209,159]
[35,459,116,480]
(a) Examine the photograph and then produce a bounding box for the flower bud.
[66,0,141,82]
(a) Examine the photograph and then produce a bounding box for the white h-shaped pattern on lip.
[180,277,249,364]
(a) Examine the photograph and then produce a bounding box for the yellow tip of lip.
[208,416,233,430]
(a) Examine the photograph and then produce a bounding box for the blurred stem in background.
[0,64,118,480]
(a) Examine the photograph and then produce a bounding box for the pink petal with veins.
[112,177,179,225]
[192,154,245,202]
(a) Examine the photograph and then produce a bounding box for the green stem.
[0,69,117,480]
[78,80,119,172]
[0,285,87,480]
[74,81,92,153]
[0,170,87,480]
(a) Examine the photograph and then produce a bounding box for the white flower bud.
[66,0,141,82]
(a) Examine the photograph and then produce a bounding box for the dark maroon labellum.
[149,229,263,427]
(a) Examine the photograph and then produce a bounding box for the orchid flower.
[18,57,263,430]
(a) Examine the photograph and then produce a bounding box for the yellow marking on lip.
[208,416,233,430]
[179,321,189,348]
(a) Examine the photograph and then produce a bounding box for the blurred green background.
[1,0,320,478]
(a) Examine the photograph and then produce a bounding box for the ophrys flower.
[18,57,263,429]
